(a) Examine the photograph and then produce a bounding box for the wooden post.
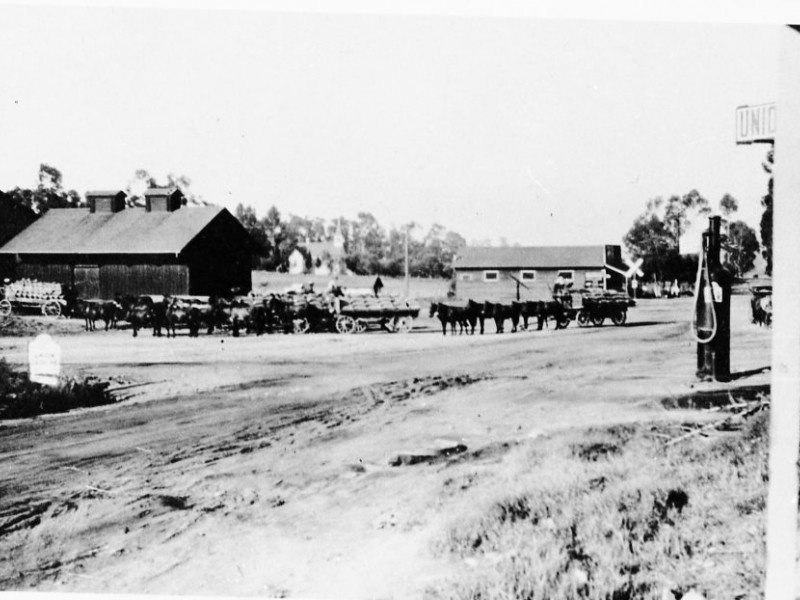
[764,25,800,600]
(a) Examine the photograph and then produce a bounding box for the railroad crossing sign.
[624,257,644,279]
[28,334,61,387]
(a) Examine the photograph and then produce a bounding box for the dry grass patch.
[429,412,768,600]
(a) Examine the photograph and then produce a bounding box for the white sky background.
[0,3,782,249]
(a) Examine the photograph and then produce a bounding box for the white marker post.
[764,25,800,600]
[28,334,61,387]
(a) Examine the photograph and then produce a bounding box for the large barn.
[453,245,626,301]
[0,189,253,299]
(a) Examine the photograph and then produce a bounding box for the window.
[556,270,574,280]
[520,270,536,281]
[483,270,499,281]
[459,273,473,282]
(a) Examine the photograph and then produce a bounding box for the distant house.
[290,223,348,276]
[453,245,626,301]
[0,188,254,298]
[287,248,307,275]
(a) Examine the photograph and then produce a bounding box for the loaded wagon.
[0,279,66,318]
[333,295,421,334]
[575,291,631,327]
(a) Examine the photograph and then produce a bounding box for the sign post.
[762,26,798,600]
[28,334,61,387]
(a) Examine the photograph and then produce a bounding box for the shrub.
[0,359,116,420]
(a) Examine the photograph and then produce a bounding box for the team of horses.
[74,294,320,337]
[73,294,572,338]
[428,299,570,336]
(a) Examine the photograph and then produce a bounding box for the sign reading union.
[736,103,776,144]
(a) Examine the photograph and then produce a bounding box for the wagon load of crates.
[334,295,421,334]
[278,292,335,334]
[0,279,66,318]
[576,290,632,327]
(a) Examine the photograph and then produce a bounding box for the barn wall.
[99,263,189,297]
[182,212,252,296]
[18,262,73,286]
[14,255,191,299]
[454,267,610,301]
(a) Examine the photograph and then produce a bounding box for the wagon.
[333,295,421,334]
[0,279,66,319]
[575,291,630,327]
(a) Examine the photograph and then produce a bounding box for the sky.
[0,3,782,250]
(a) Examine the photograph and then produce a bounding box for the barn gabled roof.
[454,245,613,269]
[0,205,230,255]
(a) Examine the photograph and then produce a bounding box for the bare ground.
[0,297,770,598]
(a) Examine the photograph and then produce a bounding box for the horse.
[429,302,469,336]
[466,299,487,334]
[124,295,168,337]
[483,301,520,333]
[77,299,122,332]
[214,296,253,337]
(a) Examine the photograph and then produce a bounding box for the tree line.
[623,188,764,285]
[234,203,467,278]
[2,164,467,280]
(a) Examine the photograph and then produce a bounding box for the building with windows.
[452,245,625,300]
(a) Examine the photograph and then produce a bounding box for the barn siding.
[18,263,73,286]
[454,268,608,301]
[99,263,189,297]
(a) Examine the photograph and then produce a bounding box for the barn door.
[74,265,100,299]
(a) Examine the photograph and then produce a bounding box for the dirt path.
[0,297,771,597]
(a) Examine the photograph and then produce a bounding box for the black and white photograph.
[0,2,798,598]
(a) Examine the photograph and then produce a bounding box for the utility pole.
[404,224,410,297]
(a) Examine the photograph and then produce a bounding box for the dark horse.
[483,300,520,333]
[429,302,469,336]
[466,299,487,334]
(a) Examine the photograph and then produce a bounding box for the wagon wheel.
[611,311,627,326]
[293,317,311,334]
[0,299,11,318]
[335,315,356,334]
[557,315,571,329]
[591,315,605,327]
[394,316,413,333]
[42,300,62,319]
[355,318,368,333]
[577,310,590,327]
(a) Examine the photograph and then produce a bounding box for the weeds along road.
[0,297,771,597]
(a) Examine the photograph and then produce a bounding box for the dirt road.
[0,297,770,598]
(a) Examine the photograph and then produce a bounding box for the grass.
[428,412,769,600]
[0,358,117,420]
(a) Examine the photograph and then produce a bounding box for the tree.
[719,193,739,217]
[6,163,83,214]
[725,220,760,277]
[623,213,675,283]
[760,149,773,275]
[663,190,711,248]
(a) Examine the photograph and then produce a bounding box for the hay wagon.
[0,279,66,319]
[333,295,421,334]
[575,291,631,327]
